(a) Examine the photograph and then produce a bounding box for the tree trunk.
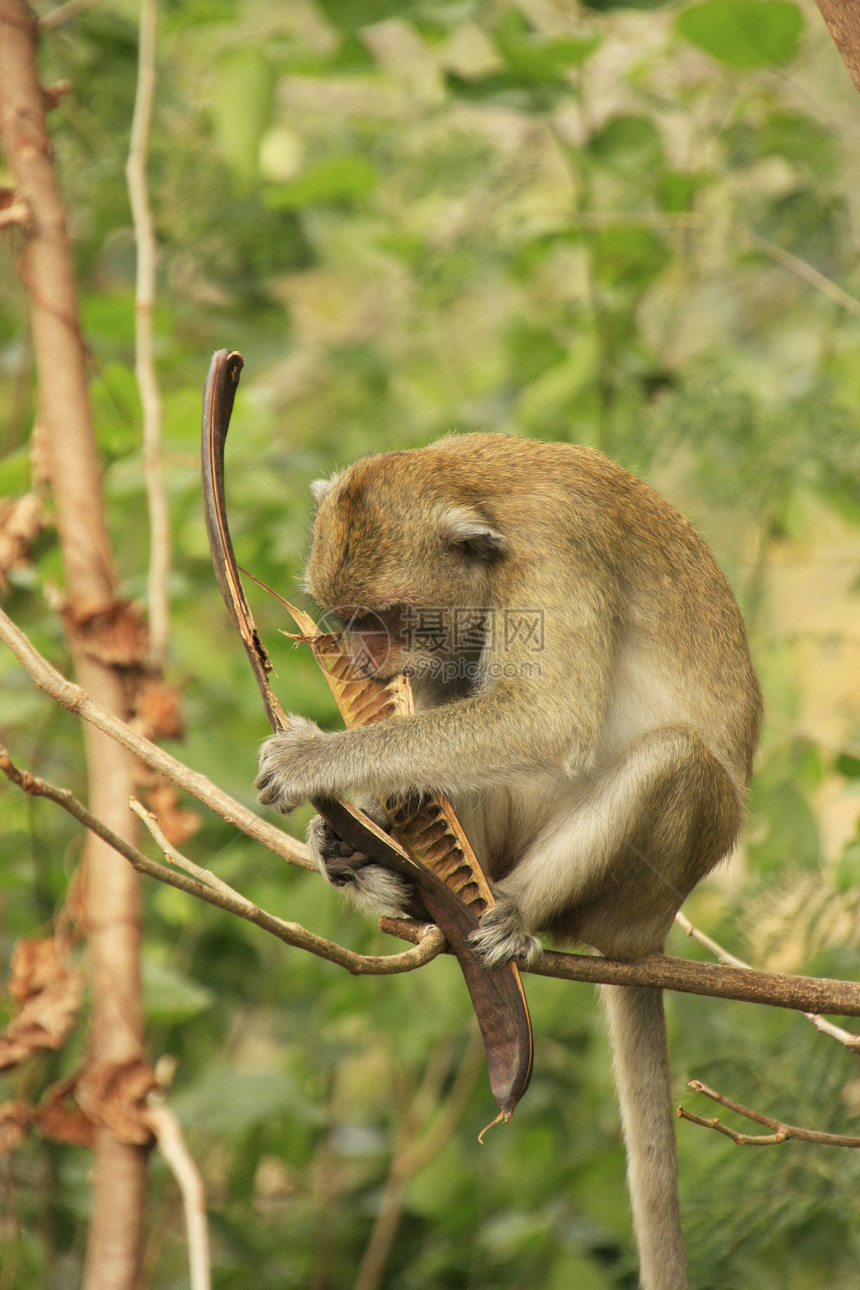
[0,4,148,1285]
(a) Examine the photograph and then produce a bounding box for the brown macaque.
[256,433,762,1290]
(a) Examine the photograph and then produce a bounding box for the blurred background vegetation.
[2,0,860,1286]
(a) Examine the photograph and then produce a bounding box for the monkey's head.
[305,448,508,681]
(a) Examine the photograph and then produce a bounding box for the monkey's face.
[305,452,507,686]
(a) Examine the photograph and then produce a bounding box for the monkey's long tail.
[601,984,688,1290]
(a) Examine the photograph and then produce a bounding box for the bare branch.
[0,604,312,871]
[531,946,860,1015]
[679,1080,860,1149]
[675,912,860,1050]
[0,747,446,976]
[749,235,860,321]
[129,798,244,902]
[126,0,169,664]
[0,6,147,1279]
[381,904,860,1016]
[144,1103,210,1290]
[38,0,103,30]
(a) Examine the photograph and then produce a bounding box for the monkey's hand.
[256,717,333,813]
[307,813,418,918]
[469,893,542,968]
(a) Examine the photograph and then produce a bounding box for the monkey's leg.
[602,984,688,1290]
[472,726,742,964]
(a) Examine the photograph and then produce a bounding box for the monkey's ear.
[439,506,506,563]
[310,477,333,506]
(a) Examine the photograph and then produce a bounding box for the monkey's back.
[428,434,761,784]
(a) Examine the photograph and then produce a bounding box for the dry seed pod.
[305,628,494,916]
[201,348,532,1122]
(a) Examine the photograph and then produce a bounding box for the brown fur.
[256,433,762,1290]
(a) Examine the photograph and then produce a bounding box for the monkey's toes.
[469,897,542,968]
[307,815,370,885]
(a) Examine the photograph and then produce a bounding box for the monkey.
[255,432,762,1290]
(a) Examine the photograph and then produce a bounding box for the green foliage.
[2,0,860,1286]
[677,0,803,69]
[211,47,277,183]
[265,153,378,209]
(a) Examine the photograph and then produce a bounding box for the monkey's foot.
[307,815,416,918]
[469,895,543,968]
[308,814,372,886]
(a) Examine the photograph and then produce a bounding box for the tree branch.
[0,746,446,976]
[0,603,312,871]
[675,912,860,1049]
[679,1080,860,1149]
[0,6,147,1282]
[143,1103,211,1290]
[4,608,860,1015]
[126,0,169,665]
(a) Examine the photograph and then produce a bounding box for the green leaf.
[836,753,860,780]
[142,958,214,1024]
[264,154,377,210]
[585,0,671,9]
[317,0,408,29]
[171,1068,308,1132]
[589,115,664,173]
[657,170,713,212]
[0,449,30,495]
[677,0,802,68]
[495,10,598,83]
[835,842,860,893]
[91,362,142,460]
[211,47,277,183]
[591,225,670,291]
[759,112,839,179]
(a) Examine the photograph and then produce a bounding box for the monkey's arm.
[255,676,583,813]
[258,562,617,811]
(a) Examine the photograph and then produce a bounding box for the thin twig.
[675,912,860,1049]
[564,212,860,320]
[679,1080,860,1148]
[0,747,445,976]
[126,0,169,664]
[38,0,102,29]
[130,797,248,901]
[674,911,749,970]
[144,1103,210,1290]
[749,234,860,320]
[0,603,312,871]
